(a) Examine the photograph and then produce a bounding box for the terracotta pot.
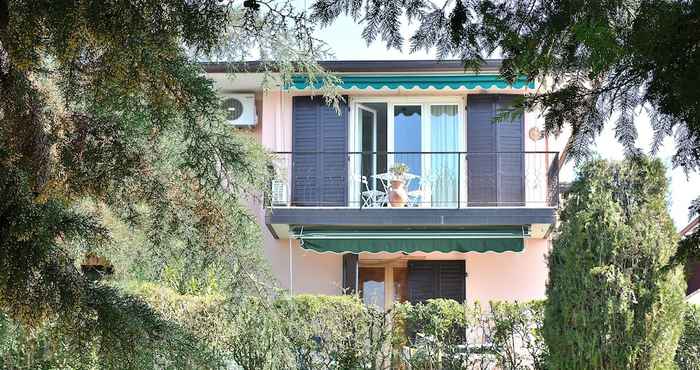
[388,179,408,207]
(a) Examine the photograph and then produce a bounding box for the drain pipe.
[289,237,293,294]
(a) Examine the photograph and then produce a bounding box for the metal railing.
[268,151,559,208]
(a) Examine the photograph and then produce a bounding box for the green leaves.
[310,0,700,172]
[0,0,332,366]
[544,157,686,370]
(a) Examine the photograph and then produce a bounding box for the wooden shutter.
[408,261,466,303]
[407,261,436,303]
[342,253,358,294]
[292,96,348,206]
[495,96,525,206]
[467,96,498,206]
[467,95,524,206]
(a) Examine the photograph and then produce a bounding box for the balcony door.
[351,97,465,208]
[359,104,378,193]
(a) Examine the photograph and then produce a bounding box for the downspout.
[288,237,293,294]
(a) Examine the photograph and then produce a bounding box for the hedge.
[3,290,699,370]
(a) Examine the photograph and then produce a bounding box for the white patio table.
[372,172,419,191]
[371,172,420,207]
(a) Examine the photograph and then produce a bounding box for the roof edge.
[202,59,503,74]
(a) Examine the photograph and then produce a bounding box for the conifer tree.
[544,158,686,369]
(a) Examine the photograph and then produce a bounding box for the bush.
[274,294,389,370]
[488,301,547,370]
[389,299,546,370]
[392,299,470,369]
[544,158,686,369]
[225,296,295,369]
[676,303,700,370]
[0,281,225,370]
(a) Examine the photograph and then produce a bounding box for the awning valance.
[294,228,528,254]
[288,74,534,91]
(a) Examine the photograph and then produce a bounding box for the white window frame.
[348,96,467,208]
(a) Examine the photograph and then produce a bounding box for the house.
[206,60,567,309]
[682,218,700,304]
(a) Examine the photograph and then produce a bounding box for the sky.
[294,3,699,229]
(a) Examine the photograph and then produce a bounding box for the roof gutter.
[202,59,503,74]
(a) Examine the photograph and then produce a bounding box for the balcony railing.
[268,151,559,208]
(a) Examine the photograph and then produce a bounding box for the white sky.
[297,5,698,229]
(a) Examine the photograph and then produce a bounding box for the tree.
[311,0,700,260]
[544,158,685,369]
[0,0,335,366]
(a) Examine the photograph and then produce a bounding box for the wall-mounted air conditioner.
[271,180,289,206]
[221,93,256,127]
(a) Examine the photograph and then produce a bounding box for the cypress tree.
[544,158,686,369]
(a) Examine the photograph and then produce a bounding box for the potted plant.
[388,163,410,207]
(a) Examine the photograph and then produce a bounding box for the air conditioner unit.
[271,180,289,206]
[221,93,256,127]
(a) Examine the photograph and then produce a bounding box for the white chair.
[356,175,386,208]
[407,176,434,207]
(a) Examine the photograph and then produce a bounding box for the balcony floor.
[265,206,556,239]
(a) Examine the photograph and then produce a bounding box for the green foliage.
[389,299,547,370]
[544,157,686,369]
[0,0,339,365]
[393,299,469,369]
[676,303,700,370]
[312,0,700,170]
[0,283,224,370]
[273,294,390,370]
[225,296,294,370]
[489,301,547,370]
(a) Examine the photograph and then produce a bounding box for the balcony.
[265,151,560,238]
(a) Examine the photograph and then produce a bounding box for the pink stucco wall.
[466,238,550,303]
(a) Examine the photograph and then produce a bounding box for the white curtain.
[430,105,460,207]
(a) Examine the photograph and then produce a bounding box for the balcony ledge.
[265,206,556,239]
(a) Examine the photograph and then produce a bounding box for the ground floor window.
[359,267,385,309]
[355,259,465,309]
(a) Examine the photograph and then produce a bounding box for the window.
[359,267,385,309]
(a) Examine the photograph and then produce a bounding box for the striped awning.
[294,227,528,254]
[288,74,534,91]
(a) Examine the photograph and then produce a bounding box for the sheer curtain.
[430,105,460,207]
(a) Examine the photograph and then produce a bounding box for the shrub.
[488,301,547,370]
[544,158,686,369]
[676,303,700,370]
[392,299,470,369]
[274,294,391,370]
[0,281,225,370]
[225,296,295,370]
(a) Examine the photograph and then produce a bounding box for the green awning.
[288,74,535,91]
[295,228,527,254]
